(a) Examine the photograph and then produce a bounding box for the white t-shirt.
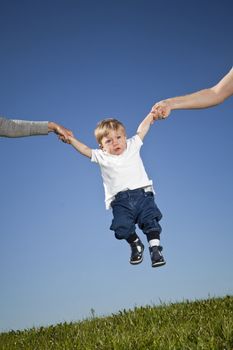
[91,134,154,209]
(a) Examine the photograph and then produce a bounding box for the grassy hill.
[0,295,232,349]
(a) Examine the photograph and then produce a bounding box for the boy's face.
[100,128,127,155]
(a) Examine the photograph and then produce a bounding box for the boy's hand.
[59,134,73,144]
[150,110,159,124]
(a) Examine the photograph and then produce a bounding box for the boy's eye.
[117,136,121,139]
[106,139,111,144]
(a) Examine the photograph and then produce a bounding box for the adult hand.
[151,100,171,121]
[48,122,73,143]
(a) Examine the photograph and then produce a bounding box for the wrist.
[165,98,176,110]
[48,121,58,133]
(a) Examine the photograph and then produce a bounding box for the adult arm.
[0,117,73,140]
[152,67,233,119]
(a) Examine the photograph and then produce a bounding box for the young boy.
[66,113,166,268]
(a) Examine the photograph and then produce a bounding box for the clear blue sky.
[1,0,232,332]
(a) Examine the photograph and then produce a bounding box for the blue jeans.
[110,188,162,240]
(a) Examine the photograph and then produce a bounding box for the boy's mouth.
[113,147,122,154]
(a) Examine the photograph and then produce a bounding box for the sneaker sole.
[152,261,166,268]
[130,257,143,265]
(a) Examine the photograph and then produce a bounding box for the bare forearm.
[166,88,221,110]
[152,68,233,120]
[166,76,233,110]
[169,68,233,109]
[69,136,92,158]
[137,113,154,140]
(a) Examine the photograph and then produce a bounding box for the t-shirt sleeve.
[91,149,100,163]
[129,134,143,150]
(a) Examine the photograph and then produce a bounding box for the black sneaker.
[149,246,166,268]
[129,240,144,265]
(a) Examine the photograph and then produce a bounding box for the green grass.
[1,296,233,350]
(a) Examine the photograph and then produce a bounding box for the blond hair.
[94,118,126,145]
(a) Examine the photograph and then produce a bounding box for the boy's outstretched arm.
[68,135,92,158]
[137,112,155,141]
